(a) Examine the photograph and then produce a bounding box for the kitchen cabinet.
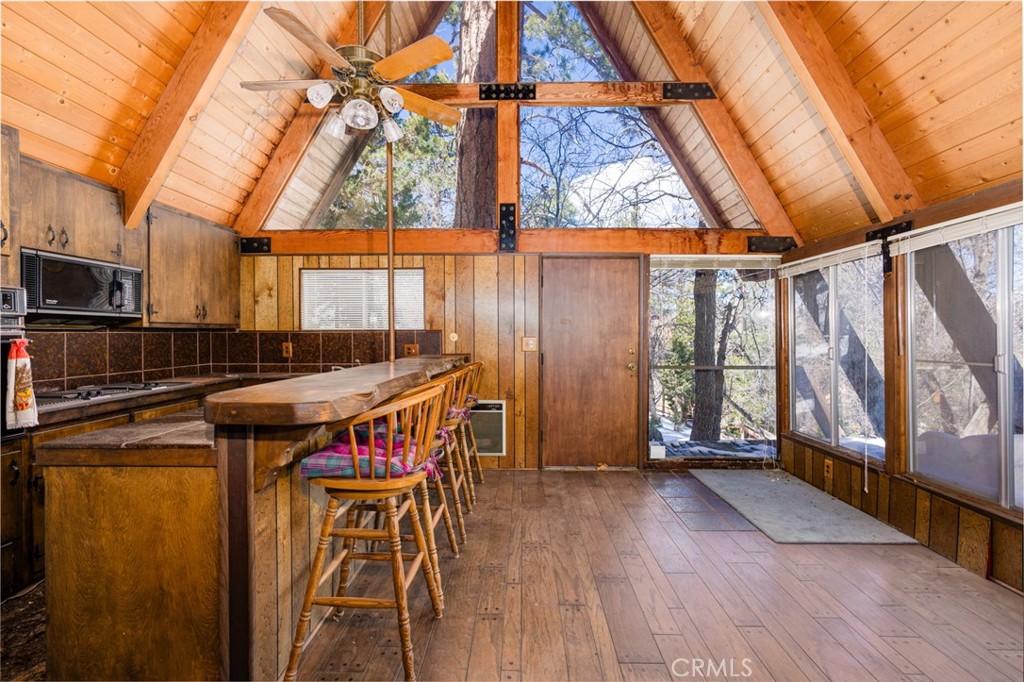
[148,203,239,327]
[1,126,19,287]
[1,438,29,598]
[18,158,142,267]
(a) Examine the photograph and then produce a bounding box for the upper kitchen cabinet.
[18,158,146,269]
[1,126,19,287]
[148,204,239,328]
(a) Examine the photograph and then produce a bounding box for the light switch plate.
[521,336,538,351]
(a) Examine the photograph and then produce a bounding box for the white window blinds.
[776,241,882,279]
[889,203,1023,256]
[301,269,425,330]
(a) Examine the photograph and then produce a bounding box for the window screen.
[301,269,425,330]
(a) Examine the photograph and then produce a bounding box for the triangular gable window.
[521,1,619,82]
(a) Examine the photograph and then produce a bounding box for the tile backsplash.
[27,329,442,392]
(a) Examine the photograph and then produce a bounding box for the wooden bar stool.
[285,382,447,682]
[439,364,476,542]
[461,361,486,494]
[392,375,462,561]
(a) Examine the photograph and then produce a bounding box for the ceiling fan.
[241,5,462,142]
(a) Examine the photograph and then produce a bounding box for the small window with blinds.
[300,269,425,330]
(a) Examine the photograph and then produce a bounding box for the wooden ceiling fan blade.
[264,7,352,72]
[392,87,461,127]
[373,35,453,82]
[240,79,334,92]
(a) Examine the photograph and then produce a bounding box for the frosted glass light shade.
[323,111,347,139]
[382,117,403,143]
[341,98,379,130]
[378,87,404,114]
[306,82,334,109]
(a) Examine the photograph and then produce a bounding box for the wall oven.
[21,249,143,323]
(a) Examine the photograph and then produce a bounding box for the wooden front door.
[541,257,641,467]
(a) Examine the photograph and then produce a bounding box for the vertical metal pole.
[387,142,396,364]
[385,1,396,364]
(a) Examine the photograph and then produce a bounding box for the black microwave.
[21,249,143,322]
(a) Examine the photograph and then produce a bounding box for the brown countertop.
[34,408,215,467]
[204,356,467,427]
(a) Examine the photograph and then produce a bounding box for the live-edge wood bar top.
[204,355,467,426]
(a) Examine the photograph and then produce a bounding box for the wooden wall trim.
[632,1,802,243]
[758,2,923,222]
[233,3,386,237]
[782,180,1024,263]
[115,2,260,229]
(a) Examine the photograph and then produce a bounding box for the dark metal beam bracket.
[499,204,517,252]
[663,82,716,100]
[240,237,271,254]
[479,83,536,101]
[866,220,913,273]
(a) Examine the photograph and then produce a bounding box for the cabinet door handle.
[1,220,8,247]
[111,243,122,259]
[8,460,19,486]
[46,224,56,246]
[59,226,70,249]
[201,305,207,320]
[195,304,202,319]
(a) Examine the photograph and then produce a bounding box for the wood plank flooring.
[295,471,1024,682]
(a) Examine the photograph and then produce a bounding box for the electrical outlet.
[403,343,419,357]
[281,341,293,358]
[824,458,833,480]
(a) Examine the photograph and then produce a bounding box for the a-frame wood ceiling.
[2,1,1021,252]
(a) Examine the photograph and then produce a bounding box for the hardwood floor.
[296,470,1024,682]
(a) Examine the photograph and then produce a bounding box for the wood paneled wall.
[779,436,1023,592]
[239,254,541,470]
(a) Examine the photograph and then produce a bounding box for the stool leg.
[332,506,359,621]
[406,490,443,618]
[385,496,416,682]
[453,429,474,511]
[285,495,341,682]
[443,444,467,542]
[459,422,477,504]
[416,480,444,609]
[467,420,485,483]
[433,474,459,556]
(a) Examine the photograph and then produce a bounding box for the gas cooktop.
[35,381,190,407]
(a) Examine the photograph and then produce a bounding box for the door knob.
[627,362,638,371]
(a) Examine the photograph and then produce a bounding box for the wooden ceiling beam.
[400,81,716,107]
[249,227,761,255]
[574,0,724,230]
[234,2,385,237]
[114,2,259,229]
[758,1,923,222]
[632,1,802,243]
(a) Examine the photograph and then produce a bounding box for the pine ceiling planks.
[818,0,1022,209]
[0,1,203,182]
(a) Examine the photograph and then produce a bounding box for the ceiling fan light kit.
[240,6,460,140]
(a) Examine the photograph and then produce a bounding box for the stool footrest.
[350,551,420,562]
[331,527,388,540]
[312,595,397,610]
[404,554,425,591]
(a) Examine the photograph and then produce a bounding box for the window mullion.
[829,264,840,446]
[996,227,1013,508]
